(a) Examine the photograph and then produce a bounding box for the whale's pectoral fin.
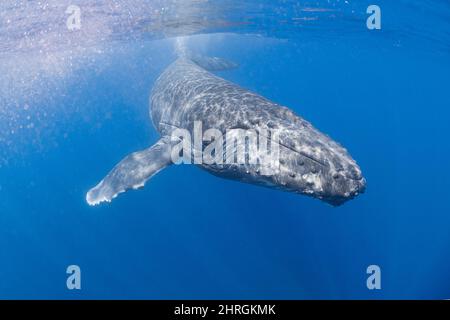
[86,136,174,206]
[190,54,238,71]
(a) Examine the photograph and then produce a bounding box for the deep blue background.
[0,1,449,299]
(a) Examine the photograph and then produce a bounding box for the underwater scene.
[0,0,449,299]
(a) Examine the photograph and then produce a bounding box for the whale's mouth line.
[277,142,328,168]
[254,129,329,168]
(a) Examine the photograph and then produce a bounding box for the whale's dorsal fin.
[86,136,174,206]
[189,54,238,71]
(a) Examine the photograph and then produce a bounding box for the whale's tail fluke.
[175,37,238,71]
[174,37,189,58]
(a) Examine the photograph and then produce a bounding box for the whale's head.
[270,120,366,206]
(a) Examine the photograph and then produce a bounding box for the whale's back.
[150,58,305,136]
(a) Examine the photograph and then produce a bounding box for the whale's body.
[87,57,366,206]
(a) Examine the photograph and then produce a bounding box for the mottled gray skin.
[150,58,366,206]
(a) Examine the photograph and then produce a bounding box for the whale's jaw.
[267,122,366,206]
[267,157,366,206]
[319,175,366,206]
[269,158,366,206]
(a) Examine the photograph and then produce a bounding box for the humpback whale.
[86,55,366,206]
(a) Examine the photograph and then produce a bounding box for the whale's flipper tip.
[86,181,118,206]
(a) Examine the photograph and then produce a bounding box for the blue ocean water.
[0,0,449,299]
